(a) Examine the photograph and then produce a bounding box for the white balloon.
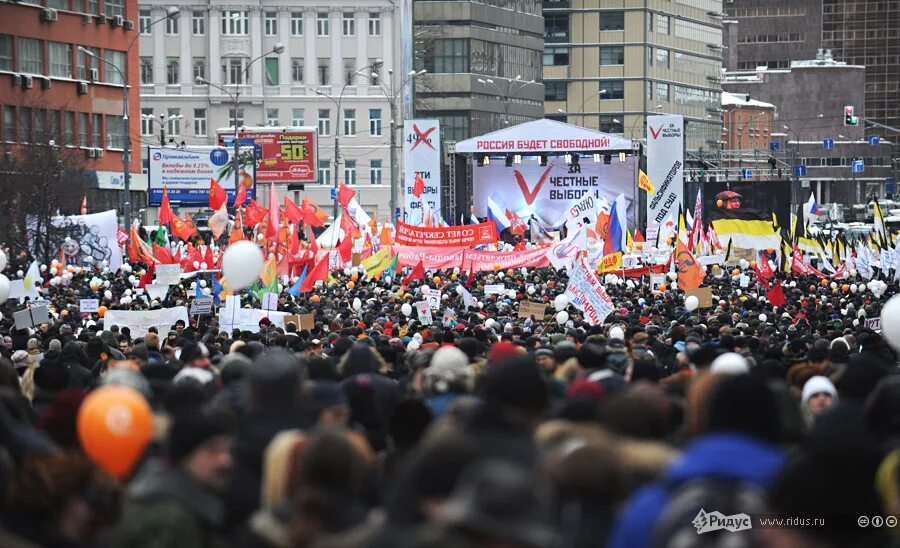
[554,294,569,312]
[830,282,838,290]
[685,295,699,312]
[103,280,110,288]
[453,266,461,274]
[353,297,362,311]
[555,311,569,324]
[527,286,536,295]
[850,284,858,293]
[497,272,505,280]
[124,289,132,296]
[104,290,112,299]
[507,289,517,299]
[50,267,57,276]
[222,241,265,290]
[882,295,900,352]
[739,259,749,269]
[850,268,858,277]
[200,262,208,271]
[40,264,47,272]
[15,270,23,278]
[0,250,8,272]
[667,272,677,282]
[609,326,625,340]
[203,287,212,295]
[759,313,768,322]
[401,303,413,316]
[199,279,207,288]
[0,274,9,304]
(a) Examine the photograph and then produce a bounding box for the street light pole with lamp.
[139,113,183,146]
[78,5,179,231]
[476,76,536,130]
[196,42,284,210]
[555,89,608,128]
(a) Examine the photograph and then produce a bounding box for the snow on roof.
[721,91,775,109]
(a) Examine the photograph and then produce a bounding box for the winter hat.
[479,354,549,418]
[488,341,524,366]
[35,350,68,390]
[48,339,62,353]
[710,352,750,375]
[168,409,231,462]
[801,376,837,407]
[425,346,470,394]
[11,350,30,370]
[707,374,780,443]
[26,338,40,351]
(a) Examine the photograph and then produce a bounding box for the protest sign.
[484,284,505,295]
[865,317,882,332]
[262,293,279,311]
[104,306,189,338]
[685,287,713,308]
[415,301,433,324]
[422,287,442,309]
[155,264,183,285]
[190,297,213,315]
[564,259,615,325]
[395,221,498,247]
[79,299,99,313]
[13,305,50,330]
[518,301,547,319]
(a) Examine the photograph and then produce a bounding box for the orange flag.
[675,239,704,290]
[128,225,156,265]
[229,209,246,245]
[171,212,199,241]
[209,178,227,210]
[159,187,173,226]
[300,197,328,227]
[379,225,392,246]
[244,200,267,228]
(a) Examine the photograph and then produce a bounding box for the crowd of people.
[0,242,899,548]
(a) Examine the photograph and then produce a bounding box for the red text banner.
[395,221,499,247]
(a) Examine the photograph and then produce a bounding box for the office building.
[137,0,402,217]
[721,91,775,151]
[542,0,724,151]
[0,0,144,212]
[722,0,822,71]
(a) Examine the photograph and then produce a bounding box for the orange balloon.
[732,269,741,276]
[351,273,359,282]
[547,280,556,288]
[347,281,355,289]
[311,295,321,303]
[766,247,774,254]
[506,269,514,277]
[750,261,757,269]
[842,284,850,292]
[432,276,441,284]
[77,386,153,479]
[716,199,724,208]
[659,284,667,292]
[821,279,829,286]
[98,305,108,318]
[493,264,501,272]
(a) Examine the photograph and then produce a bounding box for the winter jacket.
[607,433,785,548]
[112,461,227,548]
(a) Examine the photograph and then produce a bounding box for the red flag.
[308,226,319,258]
[209,179,227,210]
[138,263,155,289]
[203,245,214,269]
[153,243,175,264]
[756,256,774,281]
[412,173,425,198]
[301,198,328,227]
[289,224,301,258]
[128,225,156,265]
[265,184,279,239]
[338,236,353,263]
[170,212,199,241]
[634,228,646,243]
[284,196,303,225]
[340,209,360,239]
[402,260,425,286]
[233,182,247,208]
[300,252,330,293]
[767,281,786,307]
[244,200,267,228]
[159,187,173,226]
[505,209,527,237]
[338,182,356,208]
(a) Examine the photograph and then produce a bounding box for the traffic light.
[844,105,859,126]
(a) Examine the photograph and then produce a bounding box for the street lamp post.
[476,76,536,130]
[140,113,183,146]
[197,43,284,211]
[78,6,179,231]
[556,89,608,128]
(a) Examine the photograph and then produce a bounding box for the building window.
[166,108,180,135]
[193,108,206,136]
[264,12,277,36]
[291,13,303,36]
[1,106,13,141]
[33,109,46,143]
[656,14,670,35]
[105,50,125,85]
[84,0,99,15]
[317,58,330,85]
[543,47,569,66]
[342,13,355,36]
[428,39,469,74]
[674,19,722,43]
[600,11,625,31]
[49,42,71,78]
[0,36,10,72]
[166,57,179,84]
[106,114,125,149]
[166,14,179,35]
[291,108,305,127]
[656,82,669,102]
[265,57,279,85]
[221,11,249,35]
[318,160,331,185]
[343,58,356,84]
[368,58,381,84]
[193,58,206,81]
[103,0,124,19]
[316,13,329,36]
[343,109,356,136]
[604,80,624,99]
[437,113,469,142]
[18,38,42,75]
[139,10,151,34]
[656,48,670,68]
[369,109,382,136]
[92,113,102,147]
[318,109,330,136]
[543,82,567,101]
[544,13,569,43]
[599,115,623,134]
[224,57,244,85]
[192,11,205,35]
[370,159,382,184]
[368,13,380,36]
[344,160,357,184]
[140,57,153,84]
[600,46,624,66]
[63,111,74,145]
[77,46,98,80]
[78,112,88,146]
[140,108,153,135]
[228,108,244,127]
[291,58,304,83]
[264,108,278,126]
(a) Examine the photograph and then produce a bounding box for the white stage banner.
[473,157,635,228]
[104,306,189,338]
[646,115,684,233]
[50,210,123,272]
[403,119,441,223]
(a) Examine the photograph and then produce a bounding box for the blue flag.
[288,266,308,297]
[195,280,203,300]
[211,277,223,305]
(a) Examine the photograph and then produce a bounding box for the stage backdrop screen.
[472,157,636,228]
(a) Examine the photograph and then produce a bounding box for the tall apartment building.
[137,0,402,216]
[541,0,724,151]
[0,0,144,212]
[721,0,822,71]
[412,0,546,143]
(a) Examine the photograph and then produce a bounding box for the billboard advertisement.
[646,115,684,239]
[147,146,256,206]
[218,127,318,183]
[403,120,441,223]
[472,157,637,227]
